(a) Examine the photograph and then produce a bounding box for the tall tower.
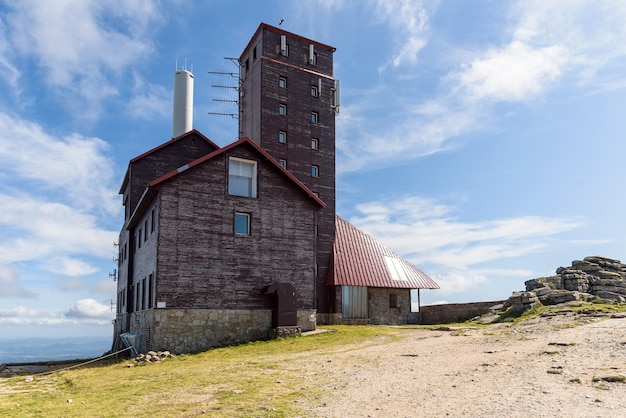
[239,23,338,315]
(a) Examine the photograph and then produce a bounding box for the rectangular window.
[228,157,257,198]
[148,273,154,309]
[312,165,319,177]
[137,229,142,249]
[151,208,155,233]
[279,131,287,143]
[144,220,148,242]
[311,137,319,149]
[278,159,287,168]
[311,85,319,97]
[235,212,251,235]
[279,103,287,115]
[279,76,287,88]
[390,293,398,309]
[253,46,257,60]
[311,111,319,123]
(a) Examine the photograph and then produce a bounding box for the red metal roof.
[329,216,439,290]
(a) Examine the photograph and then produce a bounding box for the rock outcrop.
[504,256,626,312]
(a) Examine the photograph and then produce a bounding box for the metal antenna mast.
[207,57,240,119]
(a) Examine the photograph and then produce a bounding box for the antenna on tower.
[207,57,240,119]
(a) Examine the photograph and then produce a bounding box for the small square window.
[311,85,319,97]
[311,111,319,123]
[235,212,251,235]
[312,165,319,177]
[278,159,287,168]
[279,103,287,116]
[311,137,319,150]
[279,76,287,88]
[279,131,287,143]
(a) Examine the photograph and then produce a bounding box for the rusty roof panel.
[329,216,439,289]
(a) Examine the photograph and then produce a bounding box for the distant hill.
[0,336,111,364]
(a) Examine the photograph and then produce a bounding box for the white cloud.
[0,299,114,325]
[0,112,119,213]
[0,16,20,91]
[127,72,171,121]
[337,1,626,172]
[60,277,84,292]
[431,270,488,295]
[90,279,117,295]
[350,195,580,270]
[451,41,566,103]
[0,194,117,264]
[65,298,114,321]
[372,0,434,71]
[3,0,163,118]
[0,265,35,298]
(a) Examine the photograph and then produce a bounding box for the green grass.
[0,326,406,417]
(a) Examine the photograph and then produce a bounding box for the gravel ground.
[304,313,626,417]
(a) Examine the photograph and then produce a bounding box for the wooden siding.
[153,143,318,310]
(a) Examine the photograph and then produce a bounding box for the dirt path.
[305,314,626,417]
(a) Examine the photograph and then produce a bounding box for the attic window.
[228,157,257,198]
[384,256,409,281]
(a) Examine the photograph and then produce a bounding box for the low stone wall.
[125,308,316,355]
[419,301,505,325]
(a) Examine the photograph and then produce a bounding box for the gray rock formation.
[505,256,626,313]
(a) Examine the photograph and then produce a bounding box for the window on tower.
[278,159,287,168]
[279,76,287,88]
[311,137,319,150]
[279,103,287,116]
[311,84,319,97]
[279,131,287,143]
[312,165,319,177]
[311,111,319,123]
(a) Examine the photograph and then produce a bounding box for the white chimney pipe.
[172,69,194,138]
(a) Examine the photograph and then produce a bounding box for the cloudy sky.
[1,0,625,339]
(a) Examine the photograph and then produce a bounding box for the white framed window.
[278,159,287,168]
[235,212,251,235]
[311,111,319,123]
[279,131,287,143]
[279,76,287,88]
[311,85,319,97]
[228,157,257,198]
[279,103,287,115]
[312,165,319,177]
[311,137,319,150]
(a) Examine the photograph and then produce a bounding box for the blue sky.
[1,0,625,339]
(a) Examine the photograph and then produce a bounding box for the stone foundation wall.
[369,288,413,325]
[129,308,272,354]
[419,301,505,325]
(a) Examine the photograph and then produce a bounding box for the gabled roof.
[128,137,325,228]
[329,216,439,290]
[119,129,219,193]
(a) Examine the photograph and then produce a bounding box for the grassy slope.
[0,326,402,417]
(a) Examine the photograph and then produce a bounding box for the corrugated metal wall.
[342,285,368,319]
